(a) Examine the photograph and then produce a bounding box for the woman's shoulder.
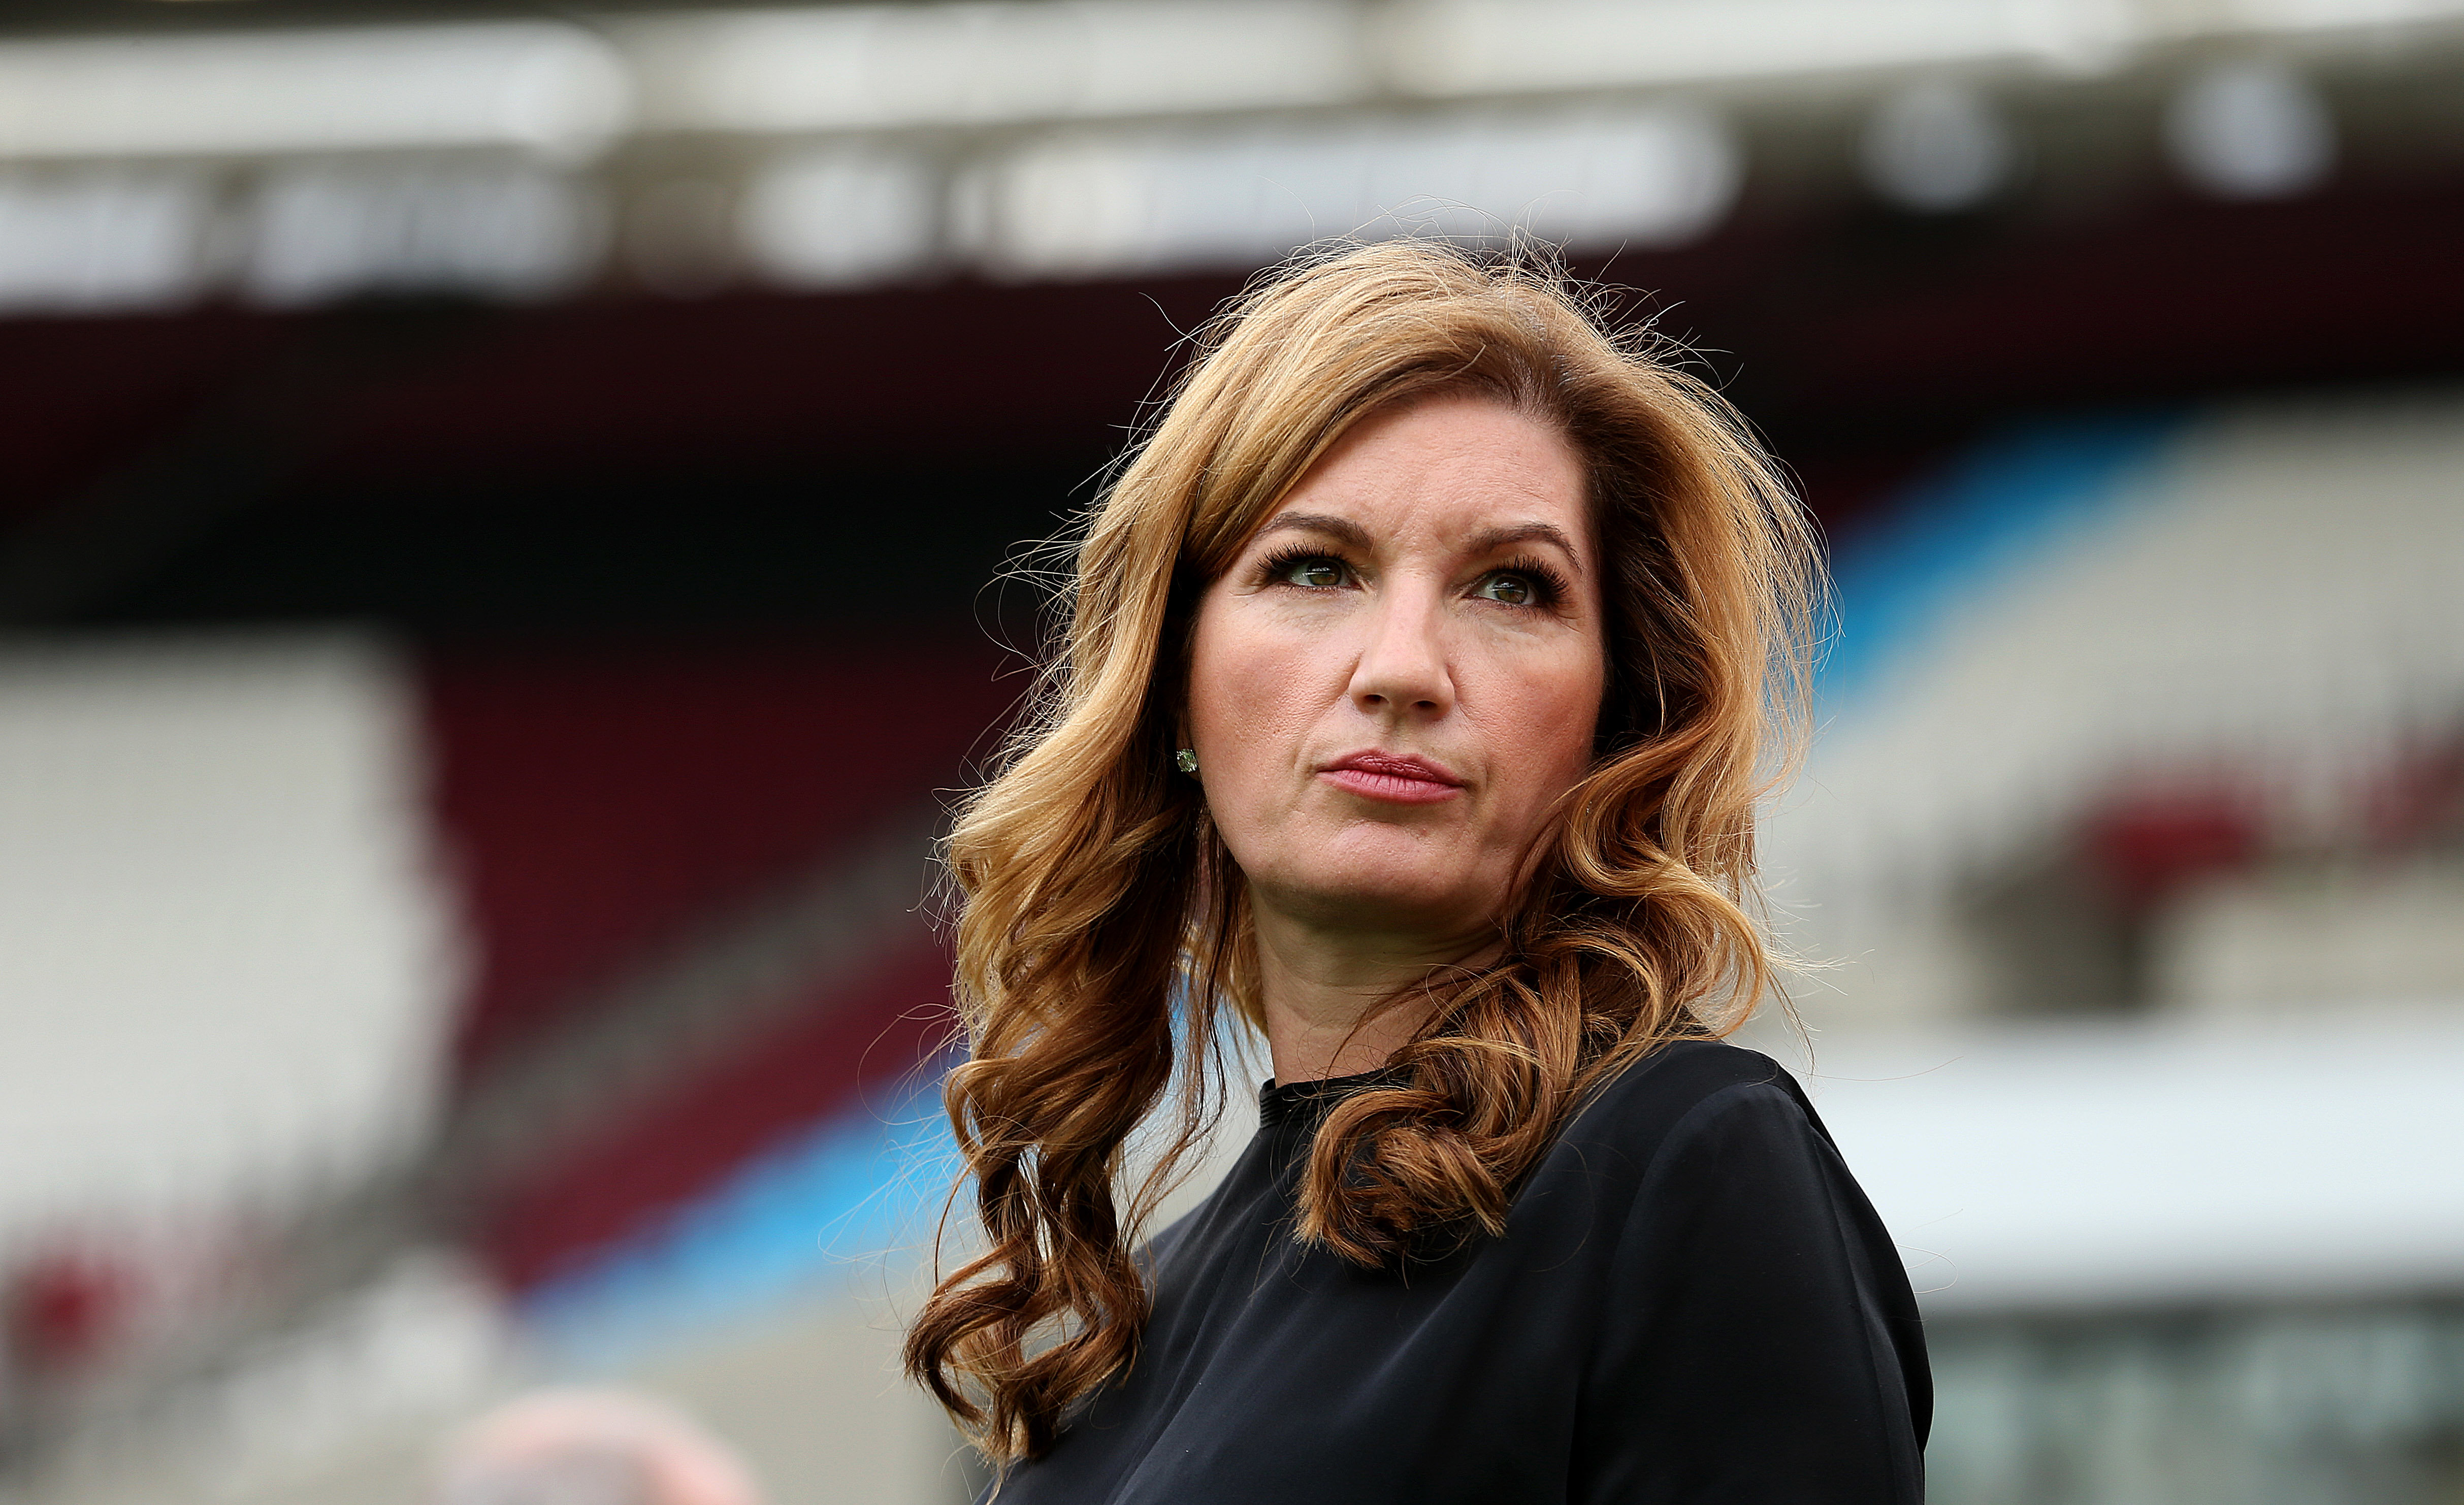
[1550,1037,1827,1176]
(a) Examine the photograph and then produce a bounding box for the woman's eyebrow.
[1467,521,1582,566]
[1254,511,1373,549]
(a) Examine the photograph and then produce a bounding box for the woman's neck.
[1250,899,1500,1085]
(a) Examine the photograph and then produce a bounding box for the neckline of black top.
[1256,1068,1408,1129]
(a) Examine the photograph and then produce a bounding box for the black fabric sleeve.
[1572,1082,1930,1504]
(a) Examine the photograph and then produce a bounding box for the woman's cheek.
[1215,612,1323,721]
[1483,647,1603,811]
[1192,619,1304,789]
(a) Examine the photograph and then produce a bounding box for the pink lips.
[1318,750,1465,805]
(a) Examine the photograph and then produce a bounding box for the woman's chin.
[1254,864,1500,940]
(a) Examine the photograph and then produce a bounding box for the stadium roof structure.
[0,0,2455,306]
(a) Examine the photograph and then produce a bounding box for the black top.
[989,1040,1930,1504]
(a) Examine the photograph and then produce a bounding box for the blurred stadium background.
[0,1,2459,1501]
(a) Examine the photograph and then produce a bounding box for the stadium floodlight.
[739,148,940,290]
[2162,59,2337,201]
[1860,81,2019,213]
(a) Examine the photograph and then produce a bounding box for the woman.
[905,242,1929,1502]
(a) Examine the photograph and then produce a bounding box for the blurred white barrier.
[2153,859,2464,1011]
[1796,1007,2464,1311]
[0,635,461,1244]
[0,24,630,163]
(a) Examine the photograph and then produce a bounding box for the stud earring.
[1174,748,1199,775]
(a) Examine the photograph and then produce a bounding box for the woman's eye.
[1280,557,1348,589]
[1475,572,1536,606]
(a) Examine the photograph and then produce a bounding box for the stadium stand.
[1,4,2460,1500]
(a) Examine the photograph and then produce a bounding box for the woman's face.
[1187,394,1607,943]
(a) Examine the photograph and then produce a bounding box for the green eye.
[1282,557,1347,589]
[1476,572,1535,605]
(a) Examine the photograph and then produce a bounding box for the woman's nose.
[1346,587,1455,717]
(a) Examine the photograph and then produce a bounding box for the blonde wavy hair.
[905,240,1821,1465]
